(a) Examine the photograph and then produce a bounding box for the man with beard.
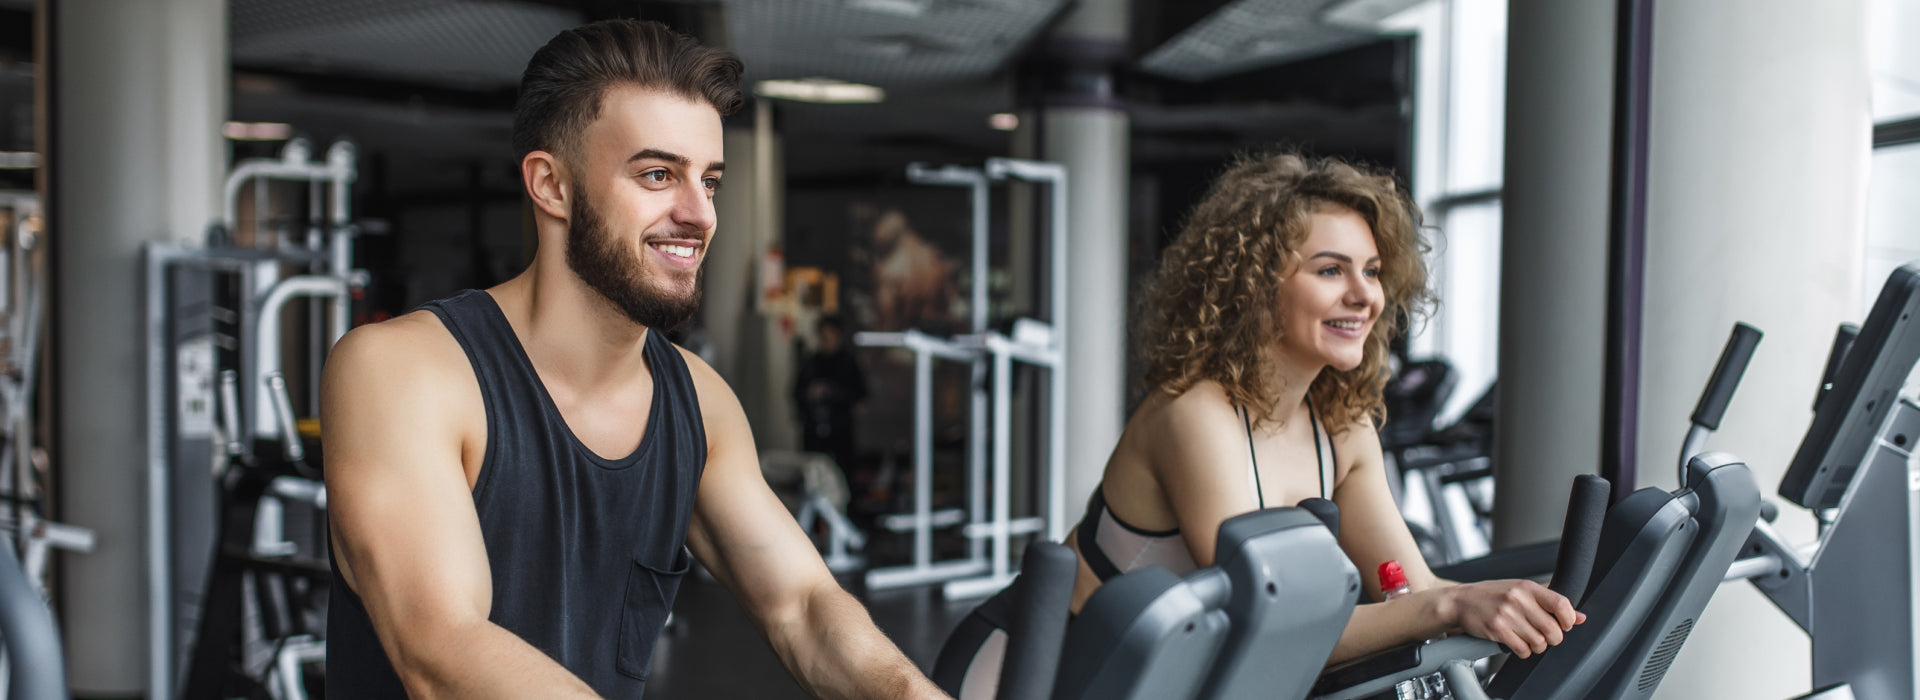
[321,20,950,699]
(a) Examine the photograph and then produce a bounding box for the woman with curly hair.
[934,152,1584,699]
[1075,151,1582,663]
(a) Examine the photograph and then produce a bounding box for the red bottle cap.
[1378,560,1409,592]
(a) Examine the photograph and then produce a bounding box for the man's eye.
[703,177,722,191]
[641,170,670,183]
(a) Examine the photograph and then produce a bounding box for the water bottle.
[1379,561,1451,700]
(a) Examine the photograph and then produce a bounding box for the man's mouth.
[651,242,698,259]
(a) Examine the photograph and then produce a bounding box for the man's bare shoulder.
[322,310,482,436]
[669,341,749,446]
[326,310,466,387]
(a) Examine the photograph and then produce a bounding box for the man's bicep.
[322,325,493,643]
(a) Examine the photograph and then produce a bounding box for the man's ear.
[521,150,571,221]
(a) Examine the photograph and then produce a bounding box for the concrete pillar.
[1636,1,1869,697]
[1493,0,1616,548]
[51,0,227,694]
[704,115,796,453]
[1040,0,1129,526]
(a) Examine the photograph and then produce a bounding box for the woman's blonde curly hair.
[1138,151,1435,432]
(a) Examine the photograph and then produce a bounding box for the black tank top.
[326,289,708,698]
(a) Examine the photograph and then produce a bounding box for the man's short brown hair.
[511,19,744,164]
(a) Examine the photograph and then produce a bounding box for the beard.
[565,183,703,330]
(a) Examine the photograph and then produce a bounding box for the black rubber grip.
[1547,475,1610,604]
[1690,323,1763,430]
[996,541,1078,700]
[1813,323,1859,413]
[1296,497,1341,539]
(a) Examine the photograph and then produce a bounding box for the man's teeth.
[1327,320,1363,330]
[655,243,696,259]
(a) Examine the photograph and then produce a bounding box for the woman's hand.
[1434,580,1585,658]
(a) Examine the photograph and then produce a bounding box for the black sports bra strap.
[1309,403,1329,500]
[1240,406,1264,510]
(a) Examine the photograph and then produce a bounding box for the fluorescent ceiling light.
[845,0,932,18]
[223,121,294,141]
[989,113,1019,131]
[0,152,37,169]
[1320,0,1430,31]
[755,78,886,104]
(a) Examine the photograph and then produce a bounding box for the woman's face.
[1274,206,1385,373]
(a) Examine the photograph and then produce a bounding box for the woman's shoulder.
[1123,381,1245,455]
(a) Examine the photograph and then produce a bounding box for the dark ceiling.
[218,0,1410,185]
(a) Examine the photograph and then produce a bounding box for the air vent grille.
[1637,618,1695,693]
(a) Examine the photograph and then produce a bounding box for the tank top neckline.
[472,290,666,470]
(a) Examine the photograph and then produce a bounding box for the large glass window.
[1393,0,1507,424]
[1866,0,1920,310]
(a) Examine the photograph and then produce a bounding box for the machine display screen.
[1780,263,1920,509]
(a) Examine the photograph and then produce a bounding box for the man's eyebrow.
[627,148,691,166]
[627,149,724,173]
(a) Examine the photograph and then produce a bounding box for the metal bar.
[913,348,932,569]
[991,350,1012,580]
[1875,117,1920,149]
[144,244,180,700]
[252,275,347,438]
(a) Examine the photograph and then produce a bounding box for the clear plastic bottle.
[1379,561,1452,700]
[1379,561,1426,700]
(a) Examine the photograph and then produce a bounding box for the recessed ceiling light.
[755,78,886,104]
[989,113,1019,131]
[223,122,293,141]
[845,0,932,18]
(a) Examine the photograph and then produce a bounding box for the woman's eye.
[1318,266,1341,277]
[1364,268,1381,278]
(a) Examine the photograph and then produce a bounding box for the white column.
[1493,0,1616,547]
[1042,0,1129,527]
[1046,109,1127,526]
[53,0,227,693]
[1637,1,1869,697]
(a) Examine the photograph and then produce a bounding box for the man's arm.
[323,314,600,699]
[679,348,949,700]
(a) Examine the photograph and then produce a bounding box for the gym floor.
[643,567,973,698]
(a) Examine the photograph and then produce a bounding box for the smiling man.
[321,19,949,699]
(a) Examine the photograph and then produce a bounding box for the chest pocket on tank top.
[616,542,693,680]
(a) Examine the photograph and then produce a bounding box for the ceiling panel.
[1141,0,1376,82]
[718,0,1067,88]
[231,0,583,88]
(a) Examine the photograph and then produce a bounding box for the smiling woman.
[938,152,1587,699]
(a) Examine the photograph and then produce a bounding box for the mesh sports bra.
[1075,403,1335,581]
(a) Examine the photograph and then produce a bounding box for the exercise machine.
[859,158,1071,599]
[1723,262,1920,700]
[147,137,362,699]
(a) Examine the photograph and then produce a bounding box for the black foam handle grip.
[996,541,1078,700]
[1691,323,1763,430]
[1547,475,1610,605]
[1813,323,1859,413]
[1297,497,1341,539]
